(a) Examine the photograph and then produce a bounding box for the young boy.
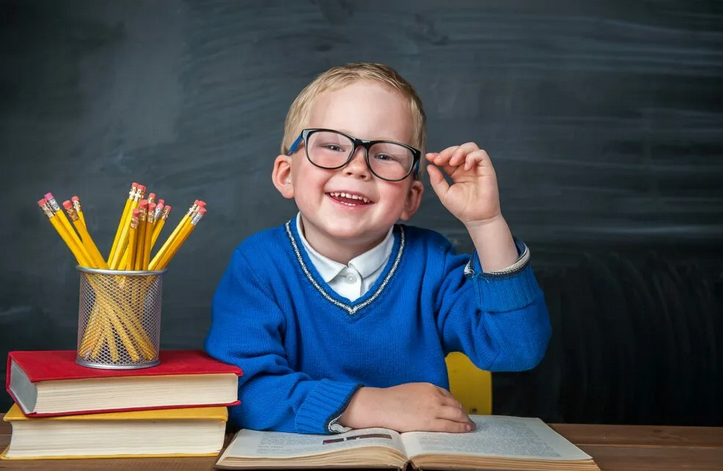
[205,63,550,435]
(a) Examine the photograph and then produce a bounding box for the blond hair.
[281,63,426,158]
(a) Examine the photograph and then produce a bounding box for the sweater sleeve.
[204,249,361,434]
[435,237,551,372]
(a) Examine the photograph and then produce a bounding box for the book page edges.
[0,446,219,460]
[216,446,407,469]
[4,403,228,421]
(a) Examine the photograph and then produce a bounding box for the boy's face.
[273,81,424,260]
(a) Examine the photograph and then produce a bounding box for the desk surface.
[1,418,722,470]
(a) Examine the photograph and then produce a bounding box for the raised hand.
[426,143,519,272]
[425,142,501,228]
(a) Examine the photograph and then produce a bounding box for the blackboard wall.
[1,0,721,425]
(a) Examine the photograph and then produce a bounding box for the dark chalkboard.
[1,0,721,425]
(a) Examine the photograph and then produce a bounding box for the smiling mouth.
[327,192,373,206]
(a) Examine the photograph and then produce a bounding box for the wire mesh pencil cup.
[76,267,166,369]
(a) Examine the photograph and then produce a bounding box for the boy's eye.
[373,153,403,163]
[324,144,345,152]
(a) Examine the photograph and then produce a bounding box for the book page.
[222,427,405,459]
[9,361,37,414]
[401,416,591,461]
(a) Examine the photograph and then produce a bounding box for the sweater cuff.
[295,379,362,434]
[466,239,540,313]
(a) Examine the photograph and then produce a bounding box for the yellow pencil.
[134,200,148,271]
[154,199,165,220]
[117,198,149,269]
[43,193,94,267]
[105,316,119,361]
[154,207,206,270]
[71,196,86,231]
[143,203,156,270]
[110,184,145,269]
[126,209,140,271]
[108,183,138,264]
[63,200,108,269]
[151,204,171,250]
[38,199,91,267]
[149,201,199,269]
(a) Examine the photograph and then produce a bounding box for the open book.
[216,415,600,470]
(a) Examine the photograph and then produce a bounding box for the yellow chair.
[445,352,492,415]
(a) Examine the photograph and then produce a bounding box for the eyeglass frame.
[286,128,421,182]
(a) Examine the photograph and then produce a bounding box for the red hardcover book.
[6,350,241,417]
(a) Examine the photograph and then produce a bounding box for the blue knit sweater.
[204,220,551,434]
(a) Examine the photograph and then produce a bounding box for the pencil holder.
[75,267,167,369]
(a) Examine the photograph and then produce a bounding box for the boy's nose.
[343,148,371,180]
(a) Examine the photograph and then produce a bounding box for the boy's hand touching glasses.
[426,143,518,272]
[425,143,501,228]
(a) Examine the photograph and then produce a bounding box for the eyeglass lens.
[306,131,414,181]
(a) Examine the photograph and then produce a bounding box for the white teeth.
[329,192,371,204]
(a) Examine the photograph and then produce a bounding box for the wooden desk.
[1,418,722,470]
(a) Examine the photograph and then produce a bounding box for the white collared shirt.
[296,213,393,301]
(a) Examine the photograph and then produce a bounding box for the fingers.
[463,149,489,171]
[430,412,476,433]
[434,388,473,428]
[426,143,493,182]
[437,404,473,423]
[425,164,450,199]
[426,142,479,167]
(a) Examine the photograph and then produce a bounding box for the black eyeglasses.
[287,128,421,182]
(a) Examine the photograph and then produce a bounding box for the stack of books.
[1,350,242,460]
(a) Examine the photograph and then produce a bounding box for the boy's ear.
[400,180,424,221]
[272,154,295,199]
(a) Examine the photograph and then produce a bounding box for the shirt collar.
[295,213,394,283]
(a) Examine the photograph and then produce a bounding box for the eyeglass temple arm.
[287,135,304,156]
[412,157,421,176]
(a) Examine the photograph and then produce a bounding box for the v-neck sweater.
[205,220,551,434]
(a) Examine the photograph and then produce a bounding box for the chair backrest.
[445,352,492,415]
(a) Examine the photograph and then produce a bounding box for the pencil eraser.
[139,199,148,208]
[148,203,157,212]
[156,203,164,211]
[37,198,47,206]
[165,205,172,212]
[132,208,140,217]
[157,199,165,206]
[149,193,156,200]
[62,200,73,209]
[44,192,54,200]
[138,185,146,192]
[198,207,207,215]
[132,182,139,188]
[72,195,80,202]
[197,200,206,207]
